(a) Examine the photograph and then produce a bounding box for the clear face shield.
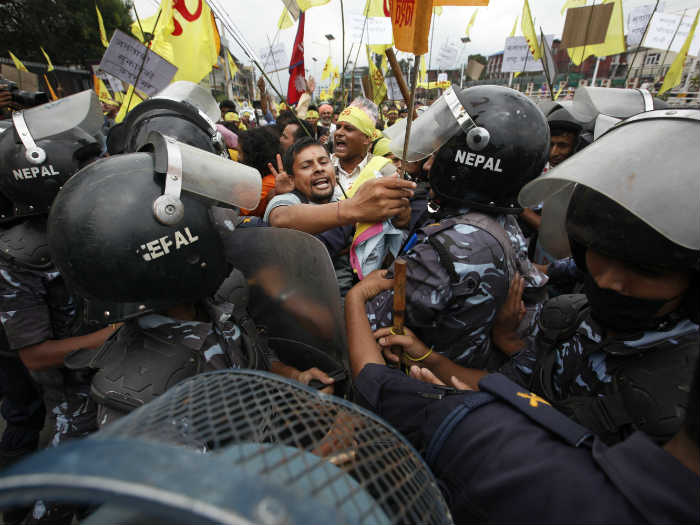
[383,86,490,162]
[138,131,262,226]
[11,90,104,165]
[151,81,220,125]
[519,110,700,259]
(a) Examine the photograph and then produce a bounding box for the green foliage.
[0,0,133,67]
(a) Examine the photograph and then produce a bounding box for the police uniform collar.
[593,432,700,523]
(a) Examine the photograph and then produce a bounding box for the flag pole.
[540,27,555,100]
[624,0,660,84]
[340,0,347,104]
[399,54,420,180]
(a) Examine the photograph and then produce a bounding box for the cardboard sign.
[259,42,289,72]
[561,3,614,48]
[465,59,484,80]
[1,64,39,92]
[644,12,700,56]
[99,29,177,96]
[626,3,665,47]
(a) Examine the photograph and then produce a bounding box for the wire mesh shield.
[95,369,453,524]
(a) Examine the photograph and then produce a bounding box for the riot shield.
[0,370,453,524]
[213,220,348,372]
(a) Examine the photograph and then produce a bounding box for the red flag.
[287,12,306,105]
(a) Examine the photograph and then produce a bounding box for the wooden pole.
[391,259,408,370]
[385,48,412,106]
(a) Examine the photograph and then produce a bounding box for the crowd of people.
[0,75,698,524]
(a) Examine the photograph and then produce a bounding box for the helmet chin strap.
[12,111,47,165]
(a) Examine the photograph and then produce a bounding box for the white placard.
[437,72,448,83]
[436,41,461,70]
[259,42,289,72]
[644,12,700,56]
[501,35,554,73]
[98,29,177,96]
[627,3,665,47]
[367,17,393,45]
[385,76,402,100]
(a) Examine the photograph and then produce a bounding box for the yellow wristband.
[406,347,433,362]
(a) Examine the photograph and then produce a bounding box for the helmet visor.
[178,140,262,210]
[520,110,700,255]
[385,86,474,162]
[22,90,104,141]
[152,81,220,125]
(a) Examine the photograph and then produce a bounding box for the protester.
[332,105,375,195]
[318,103,336,137]
[237,127,280,217]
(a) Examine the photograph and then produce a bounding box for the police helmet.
[0,91,104,223]
[386,85,549,212]
[48,132,262,316]
[107,81,225,156]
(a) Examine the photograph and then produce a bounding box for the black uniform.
[353,364,699,524]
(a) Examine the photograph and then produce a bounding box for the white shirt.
[331,153,372,197]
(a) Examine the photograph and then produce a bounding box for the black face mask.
[583,272,674,333]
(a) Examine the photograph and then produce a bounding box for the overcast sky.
[133,0,699,94]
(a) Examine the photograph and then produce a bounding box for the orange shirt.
[240,174,276,217]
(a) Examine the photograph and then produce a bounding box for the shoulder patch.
[479,373,593,447]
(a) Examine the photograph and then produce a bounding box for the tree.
[0,0,133,67]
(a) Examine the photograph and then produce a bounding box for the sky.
[133,0,700,94]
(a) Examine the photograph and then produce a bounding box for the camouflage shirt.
[366,210,547,369]
[0,256,99,445]
[500,311,699,443]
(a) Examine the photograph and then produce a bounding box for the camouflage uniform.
[500,310,699,444]
[0,257,102,447]
[95,295,279,428]
[366,210,548,370]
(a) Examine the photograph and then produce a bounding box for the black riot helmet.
[386,85,549,213]
[546,103,592,153]
[108,81,226,156]
[0,91,104,223]
[48,132,262,319]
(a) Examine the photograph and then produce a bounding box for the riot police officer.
[0,91,110,522]
[365,85,549,370]
[48,131,338,425]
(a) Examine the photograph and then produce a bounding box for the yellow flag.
[561,0,586,15]
[297,0,331,10]
[115,85,143,123]
[390,0,434,55]
[277,7,294,29]
[510,16,518,37]
[364,0,390,17]
[40,47,55,72]
[567,0,625,66]
[94,75,114,103]
[8,51,29,72]
[321,56,332,80]
[133,0,220,84]
[43,75,58,101]
[419,55,427,82]
[660,10,699,95]
[96,3,110,48]
[553,82,564,100]
[367,47,387,105]
[227,50,239,78]
[521,0,541,61]
[465,10,478,38]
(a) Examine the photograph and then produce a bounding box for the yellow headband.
[224,112,239,122]
[372,137,392,157]
[306,110,319,119]
[337,106,375,137]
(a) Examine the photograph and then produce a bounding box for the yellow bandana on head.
[338,106,375,138]
[372,137,393,157]
[224,112,240,122]
[306,110,319,119]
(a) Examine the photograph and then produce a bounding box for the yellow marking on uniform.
[517,392,551,407]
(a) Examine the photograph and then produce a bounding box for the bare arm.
[19,325,120,371]
[520,208,542,230]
